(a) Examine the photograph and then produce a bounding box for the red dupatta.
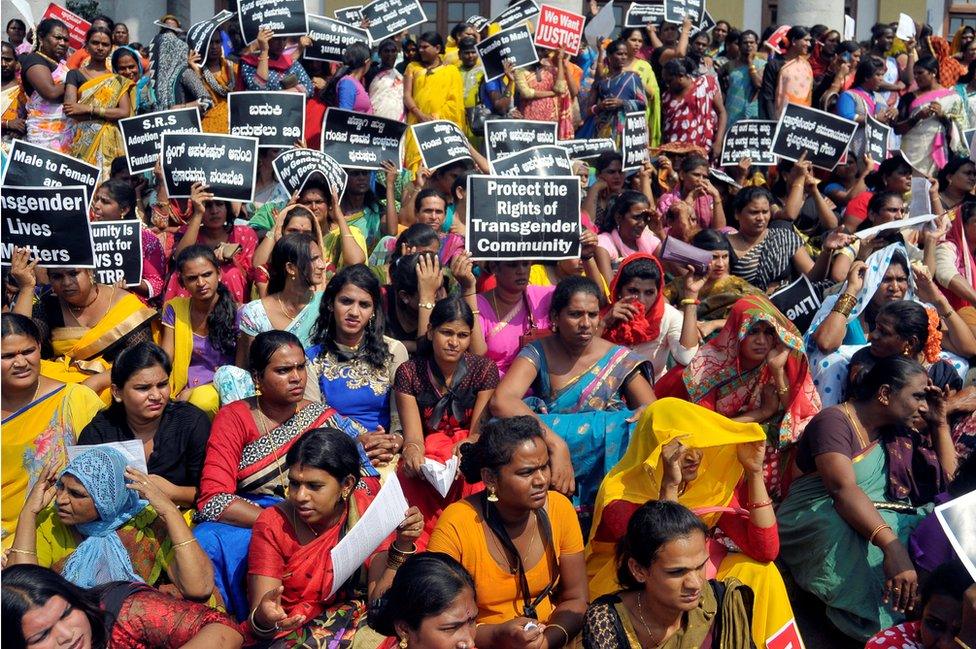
[943,205,976,310]
[602,253,667,345]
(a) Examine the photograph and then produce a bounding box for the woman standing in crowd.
[240,29,313,95]
[661,57,727,159]
[20,18,73,152]
[403,32,465,170]
[324,42,373,113]
[897,56,969,174]
[759,26,813,119]
[198,34,235,133]
[722,30,765,125]
[511,49,574,138]
[584,39,647,147]
[370,38,405,120]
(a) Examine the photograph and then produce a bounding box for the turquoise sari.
[519,341,649,527]
[778,440,929,641]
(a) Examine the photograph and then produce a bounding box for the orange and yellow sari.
[69,72,132,179]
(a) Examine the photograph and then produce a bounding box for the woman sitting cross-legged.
[583,500,757,649]
[427,416,588,649]
[246,428,422,648]
[7,446,215,600]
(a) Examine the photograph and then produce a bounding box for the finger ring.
[892,587,901,592]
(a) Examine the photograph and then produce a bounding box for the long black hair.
[322,40,372,107]
[312,264,390,370]
[3,565,109,649]
[174,245,238,356]
[268,233,318,295]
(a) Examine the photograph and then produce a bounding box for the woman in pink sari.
[896,56,969,175]
[512,48,576,138]
[836,58,898,157]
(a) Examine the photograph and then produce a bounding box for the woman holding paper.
[246,428,422,647]
[7,446,215,599]
[403,32,465,171]
[395,296,499,547]
[896,56,969,175]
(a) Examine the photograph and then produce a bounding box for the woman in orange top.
[427,416,587,649]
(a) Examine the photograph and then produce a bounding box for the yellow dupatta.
[69,72,133,176]
[585,398,766,599]
[44,292,158,383]
[166,297,195,396]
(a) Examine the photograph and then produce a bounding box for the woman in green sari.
[778,355,954,641]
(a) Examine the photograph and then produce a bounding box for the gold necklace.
[35,51,60,66]
[635,592,666,648]
[253,398,293,493]
[276,294,299,319]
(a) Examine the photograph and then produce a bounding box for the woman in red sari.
[247,428,422,649]
[654,295,821,499]
[661,56,727,160]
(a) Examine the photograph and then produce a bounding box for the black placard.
[690,9,715,36]
[273,148,348,200]
[771,102,858,170]
[477,24,539,82]
[484,119,558,162]
[412,120,474,171]
[624,2,665,27]
[0,185,95,268]
[466,175,581,261]
[769,274,822,334]
[865,115,892,163]
[720,119,776,167]
[664,0,705,25]
[160,133,259,202]
[228,91,305,148]
[361,0,427,44]
[305,13,370,62]
[622,111,649,171]
[491,0,540,30]
[238,0,308,43]
[1,140,100,205]
[91,220,143,286]
[321,108,406,170]
[490,145,573,176]
[118,108,202,174]
[334,5,364,24]
[186,10,235,55]
[558,138,616,160]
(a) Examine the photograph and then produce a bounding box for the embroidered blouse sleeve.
[196,402,253,521]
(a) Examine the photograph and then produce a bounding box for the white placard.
[854,214,938,240]
[421,457,459,498]
[896,13,916,41]
[66,440,149,474]
[909,176,932,217]
[843,15,855,40]
[936,491,976,581]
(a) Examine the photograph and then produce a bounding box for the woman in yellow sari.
[586,398,797,649]
[1,314,103,550]
[403,32,466,171]
[63,25,132,180]
[26,268,157,396]
[196,35,235,134]
[620,28,662,147]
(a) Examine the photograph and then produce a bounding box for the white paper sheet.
[853,213,938,240]
[909,176,932,217]
[583,2,615,44]
[66,440,148,473]
[843,15,855,41]
[9,0,35,28]
[936,491,976,581]
[896,13,916,41]
[421,457,459,498]
[328,474,409,597]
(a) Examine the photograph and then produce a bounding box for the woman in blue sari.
[491,277,655,531]
[580,39,647,146]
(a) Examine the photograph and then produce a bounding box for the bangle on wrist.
[745,498,773,510]
[868,522,892,547]
[249,607,277,635]
[680,298,700,306]
[7,547,37,556]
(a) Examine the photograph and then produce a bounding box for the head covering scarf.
[150,29,190,110]
[929,35,968,87]
[944,205,976,310]
[60,448,148,588]
[585,398,766,599]
[603,253,666,346]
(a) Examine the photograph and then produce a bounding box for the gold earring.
[487,487,498,503]
[399,637,408,649]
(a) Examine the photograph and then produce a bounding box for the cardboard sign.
[864,115,892,164]
[484,119,558,162]
[273,148,348,200]
[765,619,806,649]
[533,4,585,55]
[558,138,616,160]
[896,13,916,41]
[909,176,933,218]
[118,108,202,174]
[584,1,616,42]
[466,175,581,260]
[228,91,305,148]
[1,140,99,205]
[0,185,94,267]
[321,108,406,170]
[622,111,649,171]
[160,133,259,202]
[238,0,308,43]
[854,213,937,240]
[43,3,90,52]
[936,491,976,581]
[624,2,665,27]
[720,119,777,167]
[91,220,143,287]
[335,5,364,25]
[490,145,573,176]
[690,9,716,37]
[491,0,540,30]
[361,0,427,44]
[412,120,474,171]
[477,24,539,82]
[664,0,705,26]
[771,103,857,170]
[305,14,370,62]
[769,275,821,334]
[186,10,235,55]
[709,167,741,188]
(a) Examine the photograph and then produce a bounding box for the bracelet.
[776,385,789,398]
[940,307,955,319]
[249,607,277,635]
[387,552,408,570]
[868,523,892,547]
[831,293,857,317]
[954,637,973,649]
[547,623,570,647]
[680,298,700,306]
[172,538,198,550]
[7,547,37,556]
[404,442,424,455]
[390,541,418,558]
[745,499,773,510]
[471,309,480,315]
[419,301,435,310]
[463,291,476,297]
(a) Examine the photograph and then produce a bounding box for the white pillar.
[776,0,845,34]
